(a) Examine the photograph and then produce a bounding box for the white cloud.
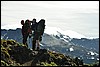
[1,1,99,37]
[1,24,22,30]
[28,1,99,9]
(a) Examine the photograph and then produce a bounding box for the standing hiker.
[36,19,45,50]
[31,18,38,50]
[21,20,26,46]
[21,19,32,47]
[31,19,45,50]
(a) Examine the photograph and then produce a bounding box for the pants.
[23,33,29,47]
[32,39,36,50]
[32,31,42,50]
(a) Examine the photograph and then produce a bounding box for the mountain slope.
[1,39,99,66]
[1,28,99,64]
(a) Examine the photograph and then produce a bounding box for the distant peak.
[44,26,86,39]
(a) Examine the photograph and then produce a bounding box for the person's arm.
[22,26,24,35]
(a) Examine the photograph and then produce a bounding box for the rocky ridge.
[1,39,99,66]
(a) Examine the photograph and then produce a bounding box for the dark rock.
[1,39,99,66]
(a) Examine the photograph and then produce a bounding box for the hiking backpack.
[36,19,45,35]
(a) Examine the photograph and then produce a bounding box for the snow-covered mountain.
[1,27,99,64]
[43,27,99,51]
[44,27,87,39]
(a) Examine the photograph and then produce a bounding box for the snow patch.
[97,58,99,60]
[44,26,63,36]
[94,52,99,56]
[40,43,44,46]
[87,56,95,60]
[90,51,95,56]
[87,51,99,56]
[69,47,74,52]
[63,30,86,39]
[60,38,69,42]
[91,57,95,59]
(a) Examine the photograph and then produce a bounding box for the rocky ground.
[1,39,99,66]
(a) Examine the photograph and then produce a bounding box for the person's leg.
[32,32,37,50]
[23,35,27,46]
[32,39,36,50]
[39,35,42,42]
[23,38,25,44]
[23,37,27,47]
[24,33,29,47]
[34,32,41,50]
[36,40,40,50]
[36,33,41,50]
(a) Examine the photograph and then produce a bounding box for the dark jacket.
[31,22,38,32]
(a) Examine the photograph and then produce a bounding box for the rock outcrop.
[1,39,99,66]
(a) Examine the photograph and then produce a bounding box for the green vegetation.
[1,39,99,66]
[40,62,57,66]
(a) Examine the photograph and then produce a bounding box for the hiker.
[21,19,32,47]
[32,19,45,50]
[31,18,38,50]
[21,20,26,45]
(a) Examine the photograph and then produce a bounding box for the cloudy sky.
[1,1,99,38]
